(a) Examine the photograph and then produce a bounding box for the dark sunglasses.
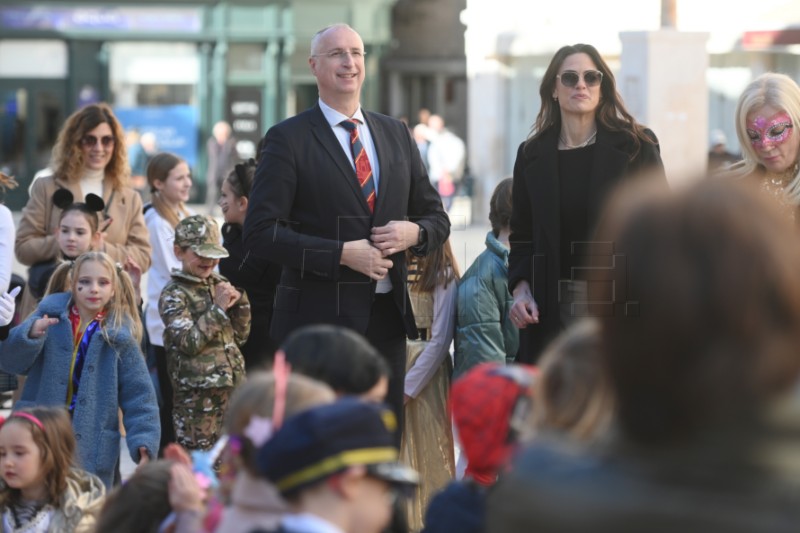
[80,135,115,148]
[557,70,604,88]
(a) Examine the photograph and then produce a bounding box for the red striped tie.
[340,119,375,213]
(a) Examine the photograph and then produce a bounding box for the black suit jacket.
[508,125,666,362]
[243,104,450,343]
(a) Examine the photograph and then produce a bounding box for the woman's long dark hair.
[528,43,655,159]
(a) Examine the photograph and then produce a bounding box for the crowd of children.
[2,67,800,533]
[0,160,605,533]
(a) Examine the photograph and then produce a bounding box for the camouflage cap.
[174,215,229,259]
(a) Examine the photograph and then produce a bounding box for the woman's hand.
[511,281,539,328]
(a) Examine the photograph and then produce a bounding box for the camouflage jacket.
[159,270,250,389]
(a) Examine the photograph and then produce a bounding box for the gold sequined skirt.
[400,339,455,533]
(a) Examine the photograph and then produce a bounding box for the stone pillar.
[619,30,709,186]
[434,73,447,116]
[388,70,403,119]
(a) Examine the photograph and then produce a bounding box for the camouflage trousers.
[172,386,234,451]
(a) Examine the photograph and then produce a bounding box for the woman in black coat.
[219,159,282,370]
[508,43,666,363]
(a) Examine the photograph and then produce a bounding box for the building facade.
[0,0,396,208]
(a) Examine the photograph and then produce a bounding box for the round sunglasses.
[557,70,604,88]
[79,135,115,148]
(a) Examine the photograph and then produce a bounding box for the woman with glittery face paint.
[508,43,667,363]
[732,73,800,215]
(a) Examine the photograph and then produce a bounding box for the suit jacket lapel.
[309,105,371,215]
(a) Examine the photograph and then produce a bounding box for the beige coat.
[15,174,152,270]
[53,468,106,533]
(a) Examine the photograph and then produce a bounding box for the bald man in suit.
[244,23,450,435]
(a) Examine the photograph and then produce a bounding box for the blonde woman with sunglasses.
[508,43,666,364]
[15,103,152,320]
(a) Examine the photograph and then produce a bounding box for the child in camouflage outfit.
[159,214,251,450]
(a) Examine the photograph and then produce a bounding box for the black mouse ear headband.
[52,189,105,213]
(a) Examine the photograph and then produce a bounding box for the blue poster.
[114,105,199,169]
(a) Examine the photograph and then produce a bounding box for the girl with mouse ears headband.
[30,190,107,302]
[23,190,108,309]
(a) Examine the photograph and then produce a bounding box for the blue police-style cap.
[257,398,419,495]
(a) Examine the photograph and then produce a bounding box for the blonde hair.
[534,319,614,443]
[44,261,73,298]
[69,252,143,343]
[146,152,191,229]
[224,371,335,476]
[733,72,800,201]
[51,103,130,189]
[0,407,76,508]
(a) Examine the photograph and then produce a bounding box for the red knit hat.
[450,363,537,486]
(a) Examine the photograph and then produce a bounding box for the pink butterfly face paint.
[746,112,793,150]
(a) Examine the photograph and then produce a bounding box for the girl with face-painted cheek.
[0,251,160,489]
[730,73,800,219]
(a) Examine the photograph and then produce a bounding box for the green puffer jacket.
[454,231,519,378]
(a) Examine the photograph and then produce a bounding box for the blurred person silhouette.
[417,108,431,128]
[490,178,800,532]
[95,460,204,533]
[422,363,536,533]
[216,370,335,533]
[707,129,737,172]
[206,121,236,215]
[278,324,390,403]
[277,325,410,533]
[532,318,614,444]
[454,177,518,378]
[726,73,800,221]
[412,124,430,172]
[401,241,459,532]
[426,115,465,210]
[508,44,665,365]
[255,399,419,533]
